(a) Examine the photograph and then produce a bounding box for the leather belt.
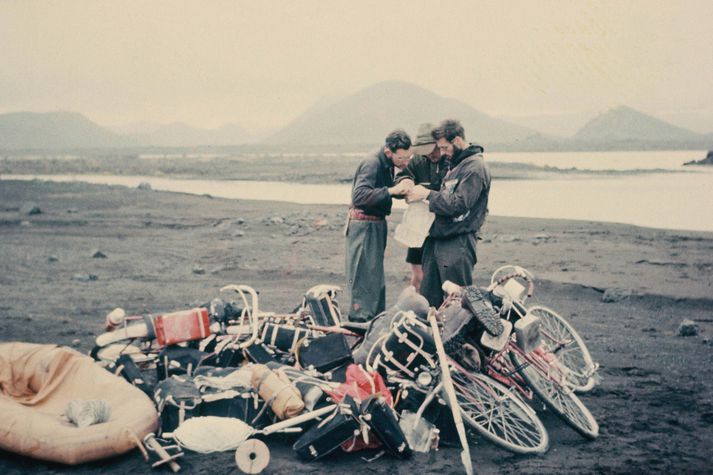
[348,208,384,221]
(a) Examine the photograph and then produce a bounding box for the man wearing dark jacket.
[345,129,412,322]
[407,119,490,307]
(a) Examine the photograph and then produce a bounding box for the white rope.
[171,416,255,453]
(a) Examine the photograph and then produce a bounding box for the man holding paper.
[406,119,490,308]
[395,123,448,290]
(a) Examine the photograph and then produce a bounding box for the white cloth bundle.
[64,399,111,427]
[171,416,255,453]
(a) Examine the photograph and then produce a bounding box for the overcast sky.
[2,0,712,134]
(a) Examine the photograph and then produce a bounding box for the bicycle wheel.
[509,348,599,439]
[451,369,549,454]
[528,305,597,392]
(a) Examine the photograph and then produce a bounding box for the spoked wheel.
[509,348,599,439]
[528,305,598,392]
[451,369,549,454]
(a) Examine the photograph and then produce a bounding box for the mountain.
[135,122,252,147]
[267,81,540,148]
[0,111,129,149]
[573,106,704,143]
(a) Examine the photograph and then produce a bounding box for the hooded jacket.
[427,144,490,238]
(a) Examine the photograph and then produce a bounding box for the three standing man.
[345,119,491,321]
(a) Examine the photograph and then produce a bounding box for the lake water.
[3,150,713,232]
[487,150,705,171]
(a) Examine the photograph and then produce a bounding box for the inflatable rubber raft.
[0,342,158,465]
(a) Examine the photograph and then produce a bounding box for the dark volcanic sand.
[1,179,712,474]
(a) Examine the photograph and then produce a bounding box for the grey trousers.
[345,219,387,322]
[420,233,477,308]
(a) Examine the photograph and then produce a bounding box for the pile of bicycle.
[91,264,600,473]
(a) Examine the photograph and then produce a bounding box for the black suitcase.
[360,395,411,458]
[243,342,280,365]
[304,285,341,327]
[201,389,271,428]
[153,376,202,434]
[297,333,353,373]
[260,322,311,353]
[292,396,361,461]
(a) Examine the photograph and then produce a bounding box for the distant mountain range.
[131,122,253,147]
[267,81,539,147]
[573,105,705,142]
[1,82,711,151]
[0,111,127,149]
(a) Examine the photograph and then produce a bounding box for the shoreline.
[1,179,712,474]
[4,172,713,235]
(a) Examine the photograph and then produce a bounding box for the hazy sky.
[2,0,712,133]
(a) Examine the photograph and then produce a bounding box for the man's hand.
[399,178,415,190]
[407,184,431,202]
[388,179,414,196]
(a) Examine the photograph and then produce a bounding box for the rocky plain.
[1,173,712,474]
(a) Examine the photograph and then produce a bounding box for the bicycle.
[439,279,599,439]
[489,265,599,392]
[362,309,549,454]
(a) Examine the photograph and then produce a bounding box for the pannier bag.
[251,364,305,420]
[156,345,208,380]
[296,333,353,373]
[115,354,154,396]
[370,311,436,378]
[260,323,311,353]
[292,396,361,461]
[146,308,211,347]
[360,395,412,458]
[304,285,342,327]
[202,337,245,368]
[394,380,445,424]
[154,375,203,434]
[195,367,270,428]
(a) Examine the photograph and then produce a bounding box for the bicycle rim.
[510,349,599,439]
[451,370,549,454]
[528,305,597,392]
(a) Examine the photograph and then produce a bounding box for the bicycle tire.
[509,348,599,439]
[451,369,550,454]
[528,305,597,392]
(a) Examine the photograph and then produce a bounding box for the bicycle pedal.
[461,286,504,337]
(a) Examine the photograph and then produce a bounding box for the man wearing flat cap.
[395,123,448,291]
